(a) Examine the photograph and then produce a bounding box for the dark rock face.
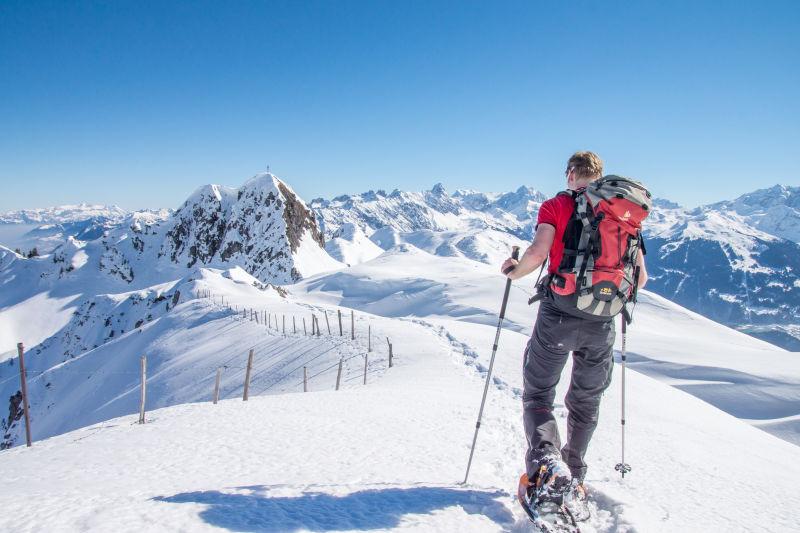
[278,182,325,252]
[165,189,228,268]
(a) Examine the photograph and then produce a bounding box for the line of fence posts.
[120,306,397,424]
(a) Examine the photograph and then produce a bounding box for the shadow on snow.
[154,485,515,532]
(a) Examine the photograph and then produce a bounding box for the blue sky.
[1,0,798,212]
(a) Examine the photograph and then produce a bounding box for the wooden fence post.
[324,310,331,334]
[389,342,393,368]
[335,358,343,391]
[16,343,32,446]
[243,349,254,401]
[311,314,316,335]
[213,367,221,404]
[363,353,368,385]
[315,315,321,337]
[268,313,271,328]
[139,355,147,424]
[368,325,372,352]
[293,316,296,334]
[351,310,355,340]
[304,366,308,392]
[338,309,343,336]
[303,317,307,335]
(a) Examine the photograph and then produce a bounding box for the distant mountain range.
[1,179,798,350]
[311,183,800,350]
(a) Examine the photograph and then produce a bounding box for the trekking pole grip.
[502,246,521,275]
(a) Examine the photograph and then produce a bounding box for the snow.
[2,183,800,531]
[0,291,81,361]
[324,223,385,265]
[1,258,799,531]
[292,230,346,278]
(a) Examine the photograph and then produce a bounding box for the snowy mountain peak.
[179,183,236,212]
[240,172,285,195]
[701,183,800,244]
[723,183,800,212]
[156,173,337,284]
[652,197,682,209]
[430,182,447,195]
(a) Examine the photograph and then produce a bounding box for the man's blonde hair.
[567,151,603,181]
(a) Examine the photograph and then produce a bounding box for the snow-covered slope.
[294,244,800,443]
[1,245,798,532]
[0,267,372,448]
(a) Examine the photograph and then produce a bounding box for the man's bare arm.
[500,224,555,280]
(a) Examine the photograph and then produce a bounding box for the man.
[501,151,648,499]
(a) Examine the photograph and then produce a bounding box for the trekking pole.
[463,246,520,485]
[615,317,632,478]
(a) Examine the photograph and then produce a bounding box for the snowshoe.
[563,480,590,523]
[517,473,581,533]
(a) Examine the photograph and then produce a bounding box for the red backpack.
[533,175,652,323]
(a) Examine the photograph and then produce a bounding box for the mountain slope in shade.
[642,194,800,347]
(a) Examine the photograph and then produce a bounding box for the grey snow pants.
[523,300,615,481]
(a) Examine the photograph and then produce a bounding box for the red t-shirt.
[536,192,575,274]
